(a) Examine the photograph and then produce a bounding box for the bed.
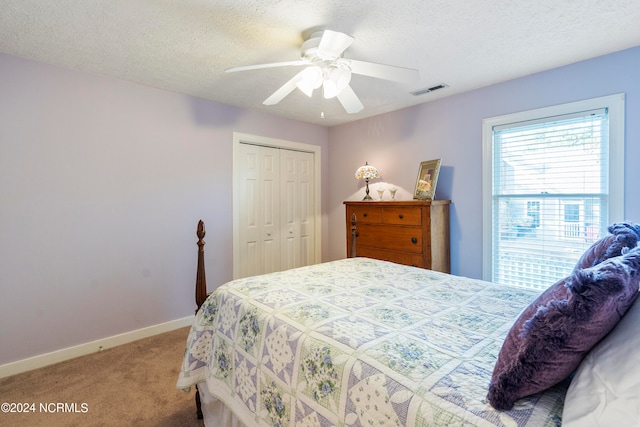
[177,220,640,426]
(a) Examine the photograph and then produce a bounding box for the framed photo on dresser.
[413,159,441,200]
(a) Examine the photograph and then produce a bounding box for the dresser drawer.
[348,206,382,223]
[357,224,424,253]
[357,247,425,268]
[382,206,422,225]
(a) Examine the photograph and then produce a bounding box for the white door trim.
[232,132,321,279]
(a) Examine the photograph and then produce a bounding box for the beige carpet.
[0,326,203,427]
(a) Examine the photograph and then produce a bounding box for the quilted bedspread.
[177,258,566,426]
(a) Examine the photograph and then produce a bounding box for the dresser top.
[344,200,451,207]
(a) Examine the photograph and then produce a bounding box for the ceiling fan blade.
[263,70,307,105]
[226,60,308,73]
[336,85,364,114]
[348,59,420,83]
[317,30,354,59]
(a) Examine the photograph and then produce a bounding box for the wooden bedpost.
[195,220,207,311]
[194,220,206,420]
[350,213,357,258]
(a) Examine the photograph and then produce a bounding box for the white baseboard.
[0,315,194,378]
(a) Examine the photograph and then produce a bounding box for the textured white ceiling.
[1,0,639,126]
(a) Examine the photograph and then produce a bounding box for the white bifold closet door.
[237,143,315,278]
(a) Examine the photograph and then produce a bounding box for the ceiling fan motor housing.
[301,31,328,60]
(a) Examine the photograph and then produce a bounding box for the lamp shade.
[354,162,380,180]
[323,67,352,99]
[296,66,323,97]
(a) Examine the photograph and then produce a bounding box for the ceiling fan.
[225,30,420,114]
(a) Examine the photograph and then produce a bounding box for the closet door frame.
[232,132,321,279]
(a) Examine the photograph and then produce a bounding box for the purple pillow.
[487,246,640,411]
[574,222,640,270]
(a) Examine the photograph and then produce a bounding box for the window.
[527,201,540,227]
[482,94,625,289]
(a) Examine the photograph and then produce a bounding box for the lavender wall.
[327,47,640,279]
[0,54,329,365]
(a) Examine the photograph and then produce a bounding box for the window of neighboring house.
[482,94,625,290]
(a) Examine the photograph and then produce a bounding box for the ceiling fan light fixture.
[323,67,351,99]
[322,80,337,99]
[296,66,323,97]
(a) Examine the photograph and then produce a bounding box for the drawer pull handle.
[411,237,418,244]
[363,212,368,217]
[398,214,404,219]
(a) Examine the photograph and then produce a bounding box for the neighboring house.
[1,46,639,372]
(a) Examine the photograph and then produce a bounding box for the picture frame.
[413,159,441,200]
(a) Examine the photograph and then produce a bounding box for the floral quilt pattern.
[177,258,566,426]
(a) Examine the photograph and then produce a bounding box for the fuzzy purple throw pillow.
[487,246,640,411]
[574,222,640,270]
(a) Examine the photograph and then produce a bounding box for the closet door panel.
[261,148,280,274]
[237,144,281,278]
[297,151,315,267]
[280,150,300,270]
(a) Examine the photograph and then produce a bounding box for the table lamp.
[354,162,380,201]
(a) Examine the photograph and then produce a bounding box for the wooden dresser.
[344,200,451,273]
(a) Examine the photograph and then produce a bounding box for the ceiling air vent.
[411,83,449,96]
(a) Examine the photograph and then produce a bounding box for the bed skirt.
[198,382,243,427]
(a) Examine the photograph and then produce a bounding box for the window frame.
[481,94,625,283]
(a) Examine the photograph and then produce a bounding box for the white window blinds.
[491,109,610,289]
